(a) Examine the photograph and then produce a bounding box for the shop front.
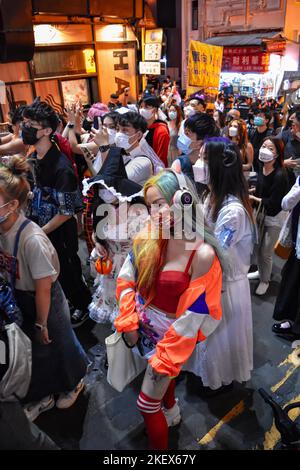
[0,22,99,121]
[0,0,144,121]
[204,32,295,100]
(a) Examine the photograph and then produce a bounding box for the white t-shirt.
[0,214,60,291]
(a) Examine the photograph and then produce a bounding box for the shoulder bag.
[105,331,146,393]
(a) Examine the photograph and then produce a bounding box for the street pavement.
[34,244,300,450]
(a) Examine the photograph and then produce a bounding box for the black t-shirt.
[27,143,79,250]
[256,167,289,216]
[31,143,78,192]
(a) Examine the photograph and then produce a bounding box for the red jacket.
[55,133,78,178]
[145,121,170,167]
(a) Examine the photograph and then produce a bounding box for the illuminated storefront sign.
[222,46,270,73]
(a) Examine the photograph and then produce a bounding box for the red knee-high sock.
[137,391,168,450]
[162,379,176,410]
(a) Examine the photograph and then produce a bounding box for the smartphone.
[79,145,95,161]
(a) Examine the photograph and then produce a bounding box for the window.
[192,0,198,31]
[32,47,96,78]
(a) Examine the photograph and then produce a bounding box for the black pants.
[273,248,300,334]
[48,217,91,311]
[0,401,60,450]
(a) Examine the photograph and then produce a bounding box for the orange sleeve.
[114,255,140,333]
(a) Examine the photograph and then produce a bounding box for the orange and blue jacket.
[114,252,223,377]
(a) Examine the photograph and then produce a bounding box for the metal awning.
[204,32,284,47]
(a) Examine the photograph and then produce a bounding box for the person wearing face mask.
[0,106,28,158]
[220,108,240,138]
[114,170,224,449]
[178,98,206,137]
[22,100,92,329]
[0,155,89,419]
[115,111,164,184]
[172,113,219,194]
[74,111,120,256]
[139,96,170,167]
[185,139,255,394]
[82,150,148,327]
[247,137,289,295]
[248,110,274,172]
[166,104,183,165]
[227,119,254,177]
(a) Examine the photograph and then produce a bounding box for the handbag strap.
[11,219,31,290]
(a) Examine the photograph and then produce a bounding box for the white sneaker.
[247,270,260,280]
[255,282,269,296]
[23,395,55,422]
[163,398,181,427]
[56,380,85,409]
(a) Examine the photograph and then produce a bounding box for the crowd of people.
[0,75,300,450]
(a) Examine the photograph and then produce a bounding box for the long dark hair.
[203,139,253,223]
[166,104,183,131]
[261,136,285,169]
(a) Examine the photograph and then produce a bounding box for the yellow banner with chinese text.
[187,40,223,95]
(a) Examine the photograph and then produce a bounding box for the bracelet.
[34,322,47,331]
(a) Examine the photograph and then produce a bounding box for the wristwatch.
[99,144,110,152]
[67,123,75,129]
[34,322,47,331]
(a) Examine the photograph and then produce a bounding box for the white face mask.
[259,147,276,163]
[115,131,138,150]
[184,106,196,118]
[139,108,154,120]
[229,126,238,137]
[169,111,177,121]
[193,159,210,184]
[107,128,117,145]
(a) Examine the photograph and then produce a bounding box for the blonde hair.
[0,156,30,207]
[133,170,225,305]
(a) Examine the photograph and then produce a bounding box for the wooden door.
[96,42,137,105]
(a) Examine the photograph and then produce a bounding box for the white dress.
[89,205,149,325]
[184,195,254,389]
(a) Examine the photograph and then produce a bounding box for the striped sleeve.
[114,253,139,333]
[149,256,222,377]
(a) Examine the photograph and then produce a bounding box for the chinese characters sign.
[145,43,162,61]
[139,62,161,75]
[222,47,270,73]
[188,40,223,88]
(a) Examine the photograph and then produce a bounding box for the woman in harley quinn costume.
[114,169,224,450]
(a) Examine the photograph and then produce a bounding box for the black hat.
[82,148,143,202]
[141,96,160,109]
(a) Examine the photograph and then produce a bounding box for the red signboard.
[264,41,286,54]
[222,46,270,73]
